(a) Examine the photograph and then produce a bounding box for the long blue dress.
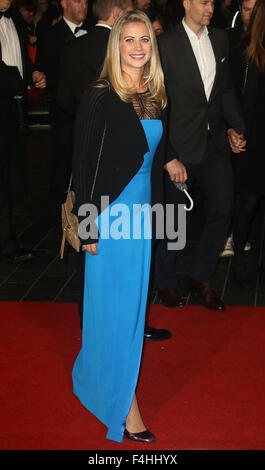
[72,119,163,443]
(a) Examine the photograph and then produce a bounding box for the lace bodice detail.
[132,92,160,120]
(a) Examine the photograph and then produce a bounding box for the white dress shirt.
[95,23,112,30]
[63,16,87,38]
[182,18,216,101]
[0,15,23,78]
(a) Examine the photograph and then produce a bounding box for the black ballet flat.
[124,428,156,443]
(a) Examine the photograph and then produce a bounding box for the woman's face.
[119,21,152,76]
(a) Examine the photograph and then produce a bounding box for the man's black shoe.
[144,325,172,342]
[190,279,225,312]
[158,288,185,308]
[4,249,34,263]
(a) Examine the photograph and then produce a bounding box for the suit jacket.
[58,25,110,116]
[158,22,245,164]
[35,17,75,110]
[0,7,35,163]
[72,86,171,243]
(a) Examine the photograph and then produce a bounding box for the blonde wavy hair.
[96,10,167,110]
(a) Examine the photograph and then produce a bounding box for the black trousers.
[151,139,234,287]
[0,163,17,255]
[50,109,73,219]
[233,193,261,258]
[0,106,24,257]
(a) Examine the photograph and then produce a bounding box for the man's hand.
[32,71,46,88]
[164,158,188,183]
[228,128,246,154]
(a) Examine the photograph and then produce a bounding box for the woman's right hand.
[82,243,98,255]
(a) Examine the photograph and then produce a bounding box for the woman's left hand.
[227,128,246,154]
[82,243,98,255]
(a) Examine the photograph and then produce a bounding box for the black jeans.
[151,140,234,287]
[233,193,261,259]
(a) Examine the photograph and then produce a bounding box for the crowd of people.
[10,0,245,47]
[1,0,264,444]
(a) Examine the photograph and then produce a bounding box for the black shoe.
[124,428,156,443]
[158,287,185,308]
[5,248,34,262]
[190,279,225,312]
[144,325,171,342]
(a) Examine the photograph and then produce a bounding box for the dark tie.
[74,25,87,35]
[0,8,11,19]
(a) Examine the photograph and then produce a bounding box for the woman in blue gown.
[71,10,174,444]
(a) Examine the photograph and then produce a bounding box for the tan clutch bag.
[60,122,106,259]
[60,176,80,259]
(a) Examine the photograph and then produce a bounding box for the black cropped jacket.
[72,85,173,244]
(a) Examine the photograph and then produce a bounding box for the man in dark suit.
[36,0,88,219]
[0,0,46,261]
[58,0,134,115]
[152,0,246,312]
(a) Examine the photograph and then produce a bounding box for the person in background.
[147,4,166,35]
[228,0,265,287]
[150,12,164,34]
[220,0,234,26]
[58,0,134,115]
[133,0,151,13]
[219,0,256,258]
[35,0,49,22]
[231,0,256,29]
[0,0,46,261]
[151,0,171,29]
[35,0,62,39]
[238,0,257,29]
[152,0,246,312]
[18,0,38,46]
[36,0,88,221]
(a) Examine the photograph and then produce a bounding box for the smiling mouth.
[130,54,145,59]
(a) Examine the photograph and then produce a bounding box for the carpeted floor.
[1,302,265,451]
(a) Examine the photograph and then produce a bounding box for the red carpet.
[0,301,265,450]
